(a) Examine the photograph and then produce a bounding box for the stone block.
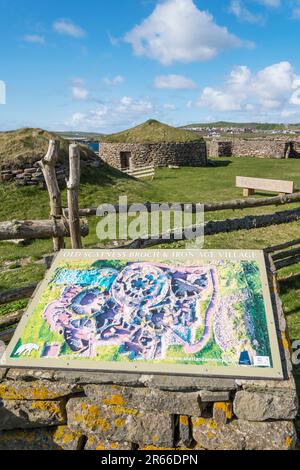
[6,368,56,381]
[85,435,133,451]
[51,426,84,450]
[192,417,296,450]
[0,426,83,450]
[0,369,7,381]
[213,402,233,425]
[84,384,202,416]
[0,380,82,400]
[139,375,237,392]
[178,416,193,448]
[233,390,298,421]
[67,398,174,447]
[235,376,296,392]
[0,399,67,430]
[199,390,231,402]
[54,370,142,386]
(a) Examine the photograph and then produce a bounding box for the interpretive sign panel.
[1,249,283,378]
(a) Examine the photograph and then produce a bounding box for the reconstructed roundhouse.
[100,120,207,170]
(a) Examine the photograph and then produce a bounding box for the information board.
[1,249,283,379]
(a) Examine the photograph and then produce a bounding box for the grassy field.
[0,157,300,341]
[1,155,300,431]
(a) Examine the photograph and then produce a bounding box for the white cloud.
[200,87,242,112]
[292,7,300,19]
[71,79,89,100]
[163,103,176,110]
[53,19,86,38]
[197,61,300,116]
[255,0,281,7]
[124,0,249,65]
[229,0,264,23]
[103,75,125,86]
[72,86,89,100]
[65,96,154,131]
[22,34,45,44]
[154,74,197,89]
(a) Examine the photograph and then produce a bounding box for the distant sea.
[88,141,100,152]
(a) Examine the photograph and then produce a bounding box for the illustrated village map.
[1,250,283,379]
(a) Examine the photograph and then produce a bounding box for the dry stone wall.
[207,138,300,159]
[0,368,297,450]
[0,159,102,187]
[0,260,298,450]
[100,142,207,169]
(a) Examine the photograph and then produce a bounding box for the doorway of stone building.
[120,151,132,170]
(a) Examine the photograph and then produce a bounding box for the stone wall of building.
[207,138,300,159]
[100,141,208,170]
[0,158,102,187]
[0,260,298,451]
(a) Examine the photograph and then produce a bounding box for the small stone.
[0,380,82,400]
[178,416,193,448]
[51,426,84,450]
[67,398,174,447]
[213,402,233,425]
[84,384,203,416]
[199,391,230,402]
[85,435,133,451]
[0,399,67,430]
[233,390,298,421]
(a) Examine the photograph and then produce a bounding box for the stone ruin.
[207,138,300,159]
[0,259,298,451]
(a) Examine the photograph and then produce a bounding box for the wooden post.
[67,144,82,249]
[39,140,64,251]
[243,188,255,197]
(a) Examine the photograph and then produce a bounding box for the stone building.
[100,120,208,170]
[207,138,300,159]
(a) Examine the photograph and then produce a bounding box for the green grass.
[1,156,300,339]
[182,121,300,131]
[102,119,203,143]
[0,155,300,434]
[0,127,97,166]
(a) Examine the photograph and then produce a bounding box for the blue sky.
[1,0,300,132]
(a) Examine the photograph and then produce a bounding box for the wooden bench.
[123,165,155,180]
[236,176,294,197]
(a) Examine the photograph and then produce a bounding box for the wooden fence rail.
[0,219,89,241]
[124,207,300,249]
[0,310,24,329]
[0,284,38,305]
[64,192,300,218]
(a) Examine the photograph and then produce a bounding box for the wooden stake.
[39,140,64,251]
[67,144,82,249]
